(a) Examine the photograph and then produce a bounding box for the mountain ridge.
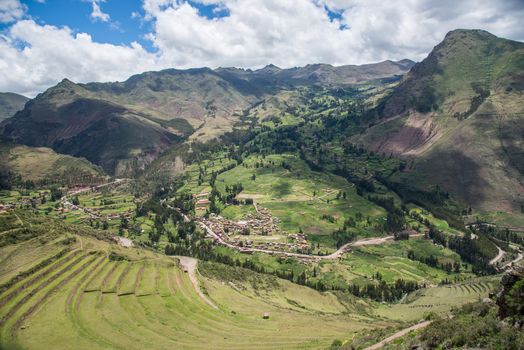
[1,59,413,176]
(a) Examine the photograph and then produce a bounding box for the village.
[196,202,312,256]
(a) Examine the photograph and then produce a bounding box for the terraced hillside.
[376,277,498,321]
[0,213,383,350]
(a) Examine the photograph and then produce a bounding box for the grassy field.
[317,237,472,289]
[0,144,105,184]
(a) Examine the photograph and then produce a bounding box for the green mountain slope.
[355,29,524,213]
[0,92,28,121]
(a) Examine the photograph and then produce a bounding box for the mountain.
[355,29,524,212]
[0,92,29,121]
[0,61,413,176]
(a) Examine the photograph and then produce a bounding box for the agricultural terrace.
[0,182,136,236]
[0,211,501,349]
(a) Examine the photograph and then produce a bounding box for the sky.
[1,0,524,97]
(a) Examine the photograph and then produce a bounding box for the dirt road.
[503,252,523,269]
[364,320,431,350]
[176,256,218,310]
[489,246,506,265]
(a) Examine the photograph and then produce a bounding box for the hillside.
[0,61,412,176]
[0,93,28,121]
[355,29,524,213]
[0,144,105,187]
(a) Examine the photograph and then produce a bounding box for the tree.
[385,212,405,233]
[506,279,524,323]
[50,187,63,201]
[165,244,176,255]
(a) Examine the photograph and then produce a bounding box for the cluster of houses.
[0,203,15,213]
[199,208,311,254]
[194,192,210,209]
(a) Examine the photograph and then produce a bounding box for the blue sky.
[1,0,524,96]
[7,0,233,52]
[13,0,153,50]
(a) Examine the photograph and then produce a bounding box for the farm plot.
[375,277,498,321]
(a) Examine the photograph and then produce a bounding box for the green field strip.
[136,262,158,296]
[117,262,143,296]
[84,260,112,292]
[2,254,101,345]
[101,261,128,293]
[157,266,172,297]
[0,252,90,321]
[462,284,473,293]
[468,283,481,293]
[0,249,78,307]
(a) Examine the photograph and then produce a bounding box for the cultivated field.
[376,277,498,321]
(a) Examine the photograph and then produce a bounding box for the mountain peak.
[444,28,495,40]
[257,64,281,73]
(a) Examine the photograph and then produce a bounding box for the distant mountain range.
[0,92,28,121]
[0,60,414,175]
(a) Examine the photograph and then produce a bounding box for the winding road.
[199,220,424,261]
[489,246,506,266]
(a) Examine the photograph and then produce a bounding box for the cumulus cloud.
[0,0,26,23]
[90,0,110,22]
[0,20,158,96]
[1,0,524,96]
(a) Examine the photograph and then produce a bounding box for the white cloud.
[91,0,110,22]
[144,0,524,68]
[0,20,158,96]
[0,0,26,23]
[1,0,524,96]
